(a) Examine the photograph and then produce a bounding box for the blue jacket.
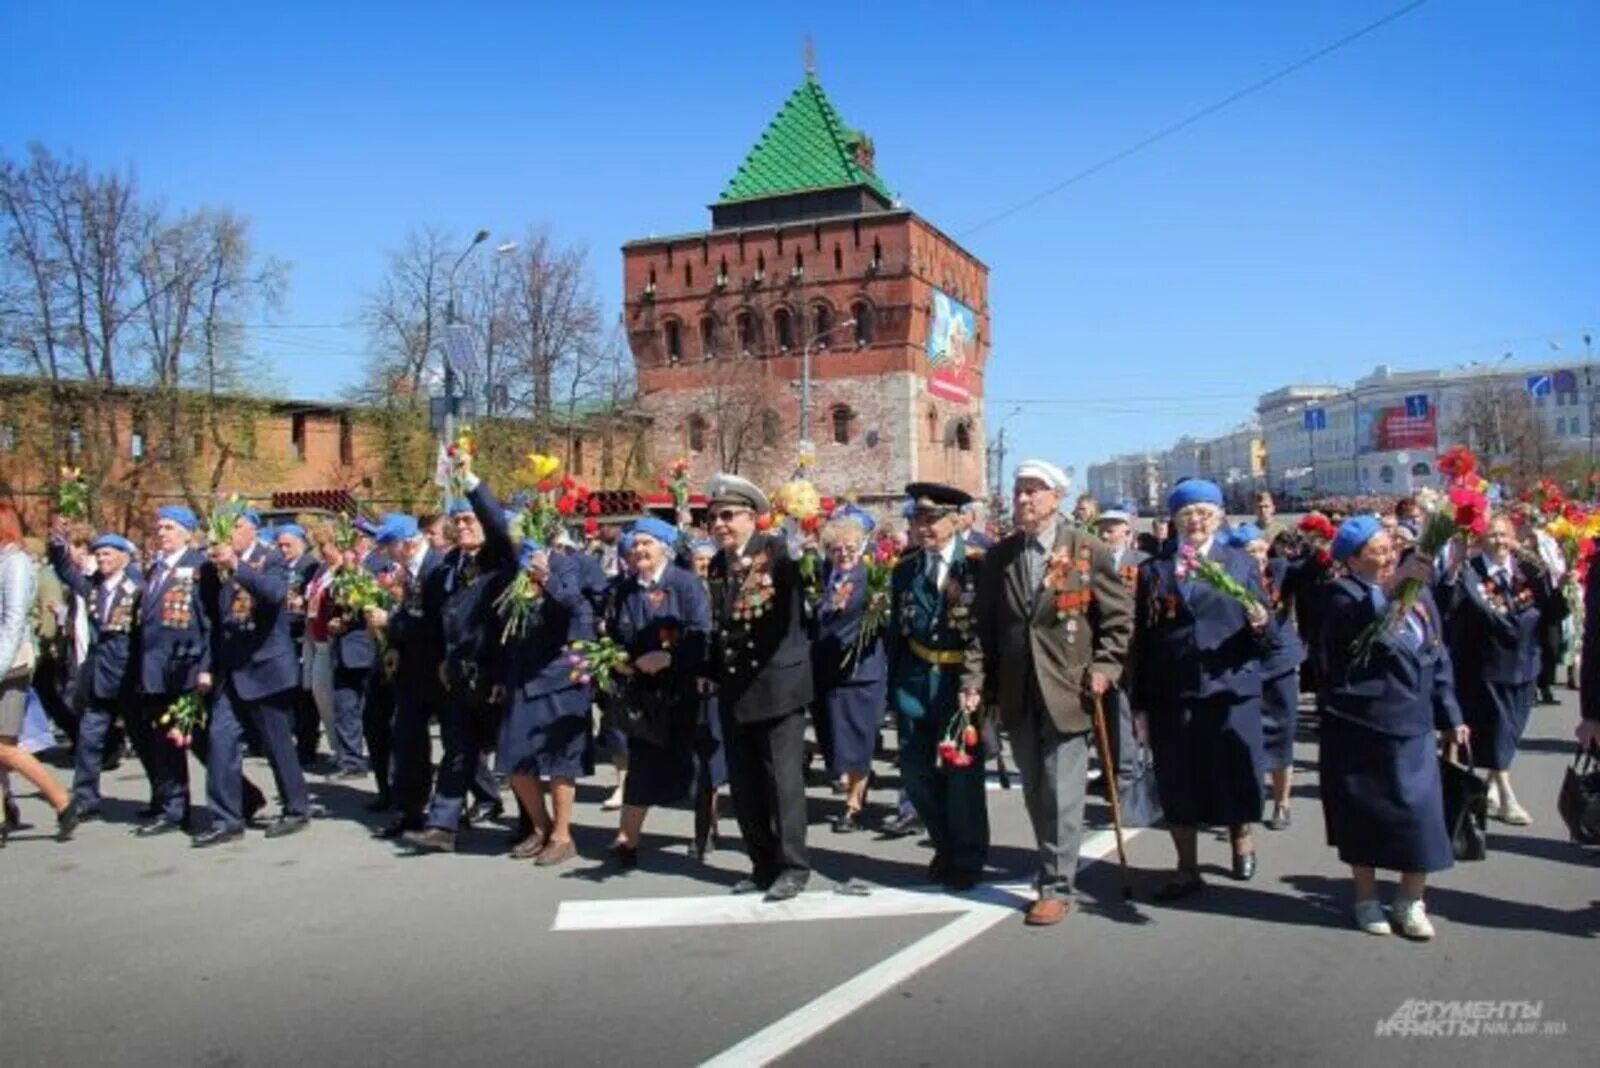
[49,544,140,703]
[387,545,446,695]
[284,552,317,641]
[1261,556,1306,678]
[203,543,299,702]
[439,480,516,696]
[1318,575,1461,738]
[1440,555,1553,685]
[318,560,382,673]
[814,559,887,689]
[135,546,212,697]
[502,551,595,699]
[609,562,711,710]
[1132,540,1271,709]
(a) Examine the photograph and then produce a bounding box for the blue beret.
[157,505,198,531]
[618,531,636,556]
[690,538,717,557]
[1168,479,1224,513]
[375,515,419,546]
[1332,515,1383,563]
[1228,523,1264,548]
[518,539,545,569]
[239,509,262,529]
[91,533,136,555]
[353,516,380,537]
[629,517,679,547]
[446,498,473,518]
[831,504,877,534]
[257,525,277,545]
[276,523,307,542]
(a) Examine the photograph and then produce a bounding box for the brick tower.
[622,69,989,504]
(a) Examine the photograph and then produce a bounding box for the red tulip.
[962,725,979,748]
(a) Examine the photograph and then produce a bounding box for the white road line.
[553,883,1014,931]
[699,826,1137,1067]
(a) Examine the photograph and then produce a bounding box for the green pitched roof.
[719,75,892,205]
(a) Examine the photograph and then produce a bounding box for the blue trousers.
[72,698,152,811]
[329,668,370,774]
[899,712,989,875]
[207,683,308,831]
[390,684,437,820]
[425,687,494,833]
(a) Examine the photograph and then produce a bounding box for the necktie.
[99,585,113,626]
[927,553,943,591]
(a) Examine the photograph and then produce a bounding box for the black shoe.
[1265,804,1292,831]
[1538,687,1558,706]
[880,810,924,838]
[75,806,103,824]
[401,827,457,853]
[364,794,393,814]
[373,816,423,840]
[831,811,863,834]
[136,803,160,820]
[55,800,81,842]
[467,800,504,826]
[608,843,639,869]
[265,815,310,839]
[243,797,267,826]
[763,871,810,902]
[945,867,982,892]
[192,826,244,848]
[1153,874,1205,902]
[1231,851,1258,881]
[135,819,187,838]
[731,876,772,895]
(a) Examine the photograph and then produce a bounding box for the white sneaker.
[1391,898,1436,941]
[1354,898,1390,936]
[1498,801,1532,826]
[601,785,625,812]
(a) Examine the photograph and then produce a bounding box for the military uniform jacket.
[1439,554,1556,685]
[202,543,298,702]
[1260,556,1307,678]
[1318,576,1461,738]
[609,562,711,712]
[49,544,141,702]
[887,538,982,722]
[387,546,446,697]
[706,532,814,724]
[439,481,516,697]
[968,526,1132,736]
[284,553,317,642]
[137,546,211,697]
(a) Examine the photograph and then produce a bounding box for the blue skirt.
[1260,669,1299,773]
[825,676,886,776]
[1461,677,1532,771]
[694,694,728,791]
[496,687,593,780]
[1319,714,1453,873]
[1149,693,1265,827]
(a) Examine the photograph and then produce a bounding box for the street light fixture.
[797,317,855,475]
[439,230,513,443]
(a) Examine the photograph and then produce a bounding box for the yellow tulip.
[524,453,561,482]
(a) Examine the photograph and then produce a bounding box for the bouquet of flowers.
[494,542,552,644]
[1349,448,1489,662]
[514,453,589,547]
[1175,543,1263,613]
[660,456,692,516]
[206,493,247,546]
[56,466,90,520]
[566,637,631,695]
[443,426,478,501]
[159,692,206,750]
[771,478,822,522]
[334,513,360,553]
[936,706,980,769]
[331,567,395,618]
[845,541,898,670]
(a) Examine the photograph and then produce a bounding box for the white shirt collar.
[160,547,187,570]
[644,562,670,587]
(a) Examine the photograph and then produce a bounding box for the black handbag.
[1557,746,1600,845]
[1117,743,1164,828]
[1440,742,1489,862]
[610,678,679,749]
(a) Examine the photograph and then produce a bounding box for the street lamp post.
[441,229,491,445]
[797,317,855,475]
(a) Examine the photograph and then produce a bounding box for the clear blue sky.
[4,0,1596,488]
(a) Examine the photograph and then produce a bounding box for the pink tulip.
[579,673,592,686]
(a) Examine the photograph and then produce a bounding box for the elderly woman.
[1133,480,1271,899]
[605,518,712,867]
[1318,517,1467,939]
[497,538,595,866]
[1229,523,1305,830]
[813,507,888,832]
[1439,512,1558,825]
[0,502,77,842]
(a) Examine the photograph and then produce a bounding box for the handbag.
[1557,745,1600,845]
[1116,743,1164,829]
[609,677,679,749]
[1440,741,1489,862]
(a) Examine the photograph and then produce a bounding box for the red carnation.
[1564,502,1586,524]
[561,475,575,492]
[962,725,979,748]
[556,496,577,517]
[754,513,774,532]
[537,479,555,494]
[1298,513,1336,541]
[1450,487,1489,535]
[1437,445,1478,482]
[583,517,599,537]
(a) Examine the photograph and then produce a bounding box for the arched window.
[688,414,707,453]
[700,316,719,359]
[833,244,843,272]
[954,419,973,452]
[684,263,692,287]
[1379,464,1395,484]
[774,307,795,351]
[871,238,883,269]
[664,320,682,364]
[761,409,781,447]
[755,252,766,280]
[852,302,875,346]
[812,303,834,347]
[926,406,939,443]
[1411,462,1431,478]
[737,311,759,354]
[831,405,854,445]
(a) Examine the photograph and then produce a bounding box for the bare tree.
[1447,380,1566,490]
[502,229,603,445]
[701,359,784,475]
[357,226,454,408]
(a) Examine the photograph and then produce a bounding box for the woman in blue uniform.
[813,507,888,833]
[1318,516,1468,940]
[605,518,712,867]
[1133,480,1271,899]
[496,537,595,867]
[688,538,726,860]
[1439,513,1557,826]
[1231,524,1305,830]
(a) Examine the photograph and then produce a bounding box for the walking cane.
[1091,692,1133,899]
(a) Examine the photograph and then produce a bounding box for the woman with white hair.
[1132,480,1272,899]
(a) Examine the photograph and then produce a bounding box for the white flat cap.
[706,473,771,514]
[1095,509,1133,526]
[1013,459,1070,493]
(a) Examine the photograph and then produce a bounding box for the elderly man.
[965,461,1133,925]
[703,474,815,901]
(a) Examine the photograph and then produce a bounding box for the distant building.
[1086,452,1164,513]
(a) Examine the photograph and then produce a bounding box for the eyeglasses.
[712,508,749,523]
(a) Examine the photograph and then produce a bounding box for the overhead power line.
[960,0,1433,237]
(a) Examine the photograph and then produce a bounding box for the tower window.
[688,414,707,453]
[954,420,973,452]
[831,405,855,445]
[833,244,843,272]
[700,316,719,359]
[737,311,758,354]
[761,409,781,447]
[871,238,882,269]
[852,302,875,346]
[812,304,833,346]
[664,320,682,364]
[813,225,822,251]
[684,263,692,287]
[774,308,795,351]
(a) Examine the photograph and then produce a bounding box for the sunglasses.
[711,508,749,523]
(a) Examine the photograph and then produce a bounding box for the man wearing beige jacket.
[964,460,1133,926]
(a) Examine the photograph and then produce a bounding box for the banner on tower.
[926,289,976,403]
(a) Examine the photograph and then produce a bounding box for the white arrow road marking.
[551,826,1137,1066]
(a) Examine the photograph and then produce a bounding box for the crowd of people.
[1,447,1596,942]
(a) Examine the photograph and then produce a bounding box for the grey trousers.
[1008,709,1090,900]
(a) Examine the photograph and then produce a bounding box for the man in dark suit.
[703,473,814,902]
[194,508,311,846]
[966,461,1133,925]
[314,534,376,783]
[276,524,324,768]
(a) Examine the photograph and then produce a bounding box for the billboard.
[926,288,976,403]
[1357,402,1437,454]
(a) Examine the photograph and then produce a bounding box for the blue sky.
[4,0,1596,487]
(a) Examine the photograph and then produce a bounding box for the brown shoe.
[535,838,577,867]
[1024,898,1072,926]
[510,831,548,860]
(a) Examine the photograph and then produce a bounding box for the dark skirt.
[496,687,594,780]
[1461,677,1532,771]
[694,693,728,791]
[825,677,886,777]
[624,733,695,807]
[1149,693,1265,827]
[1260,669,1300,773]
[1319,714,1453,873]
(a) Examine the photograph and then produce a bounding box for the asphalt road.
[2,692,1595,1067]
